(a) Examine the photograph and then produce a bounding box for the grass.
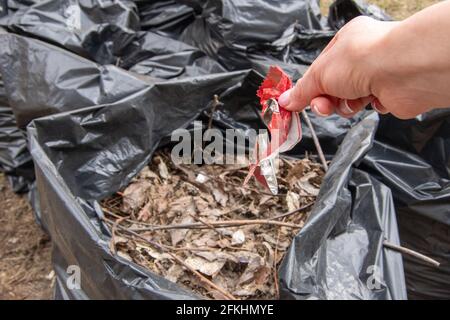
[320,0,442,20]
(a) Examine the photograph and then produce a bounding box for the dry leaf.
[297,178,320,196]
[286,191,300,211]
[121,180,152,213]
[117,251,132,262]
[157,157,170,179]
[212,187,228,206]
[170,215,194,246]
[185,256,225,277]
[166,264,184,282]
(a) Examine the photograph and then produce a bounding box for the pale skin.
[278,1,450,119]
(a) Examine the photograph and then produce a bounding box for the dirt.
[0,173,53,300]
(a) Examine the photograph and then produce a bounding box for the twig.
[188,197,223,238]
[114,229,254,253]
[273,217,285,300]
[172,162,209,193]
[207,94,223,130]
[301,110,328,172]
[102,204,311,227]
[383,241,440,267]
[123,218,303,232]
[109,221,237,300]
[270,202,314,220]
[109,215,128,255]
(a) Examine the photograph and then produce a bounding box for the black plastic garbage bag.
[328,0,392,30]
[280,113,406,299]
[179,0,324,70]
[2,0,39,15]
[117,30,226,79]
[0,0,215,70]
[280,110,450,300]
[0,1,6,17]
[0,30,219,196]
[133,0,195,38]
[0,31,154,195]
[358,111,450,299]
[0,0,140,64]
[0,32,154,128]
[247,23,335,79]
[27,70,406,299]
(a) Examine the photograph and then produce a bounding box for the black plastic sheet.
[0,0,447,300]
[280,113,407,299]
[118,31,226,79]
[359,112,450,299]
[134,0,195,38]
[180,0,325,70]
[0,32,154,128]
[0,0,140,64]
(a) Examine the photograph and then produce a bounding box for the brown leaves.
[103,150,324,299]
[121,180,152,214]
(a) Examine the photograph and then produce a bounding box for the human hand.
[278,14,450,119]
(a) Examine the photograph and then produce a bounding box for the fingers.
[278,33,338,112]
[310,96,337,116]
[280,73,320,112]
[371,98,389,114]
[281,90,375,118]
[335,96,375,118]
[307,96,374,118]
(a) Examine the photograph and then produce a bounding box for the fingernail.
[371,101,380,113]
[339,99,354,115]
[312,104,329,117]
[278,88,292,107]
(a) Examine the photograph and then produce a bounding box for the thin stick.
[188,198,223,238]
[301,110,328,172]
[102,204,310,227]
[270,202,314,220]
[123,218,303,232]
[109,215,128,255]
[383,241,440,268]
[114,228,254,253]
[207,94,223,130]
[273,217,285,300]
[110,221,237,300]
[188,214,224,237]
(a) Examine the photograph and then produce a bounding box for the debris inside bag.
[102,150,324,300]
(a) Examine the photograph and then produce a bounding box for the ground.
[0,173,53,299]
[0,0,441,300]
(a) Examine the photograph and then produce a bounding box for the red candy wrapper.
[244,66,302,194]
